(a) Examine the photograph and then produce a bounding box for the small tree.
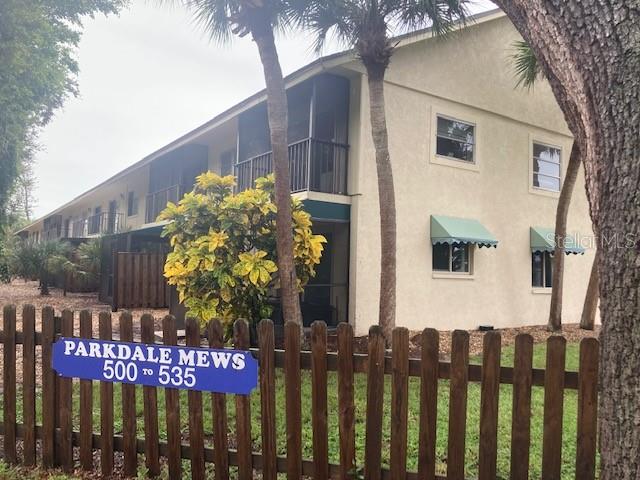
[160,172,326,331]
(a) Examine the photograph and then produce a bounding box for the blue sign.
[52,337,258,395]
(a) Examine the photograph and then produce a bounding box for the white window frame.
[432,243,475,278]
[529,136,563,197]
[430,107,480,172]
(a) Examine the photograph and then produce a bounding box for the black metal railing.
[70,212,124,237]
[234,138,348,194]
[145,184,187,224]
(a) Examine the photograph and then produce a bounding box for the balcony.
[71,212,124,238]
[145,184,188,224]
[234,138,348,194]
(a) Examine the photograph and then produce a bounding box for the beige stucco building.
[19,9,596,334]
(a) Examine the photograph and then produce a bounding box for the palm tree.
[162,0,303,326]
[513,41,598,331]
[299,0,468,341]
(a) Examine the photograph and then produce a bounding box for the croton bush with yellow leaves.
[160,172,326,331]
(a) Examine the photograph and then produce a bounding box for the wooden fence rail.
[0,304,599,479]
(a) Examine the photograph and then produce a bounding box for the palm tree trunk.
[580,250,599,330]
[548,142,581,331]
[365,67,396,343]
[251,23,302,327]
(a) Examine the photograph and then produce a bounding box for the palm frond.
[396,0,470,37]
[512,40,540,90]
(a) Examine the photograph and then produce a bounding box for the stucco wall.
[348,15,595,335]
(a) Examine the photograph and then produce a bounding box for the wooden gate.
[113,252,169,309]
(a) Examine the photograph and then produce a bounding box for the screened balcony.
[234,74,350,195]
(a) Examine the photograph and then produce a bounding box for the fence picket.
[233,319,253,480]
[391,327,409,480]
[99,311,114,475]
[22,305,37,466]
[576,338,599,480]
[447,330,469,480]
[79,310,94,471]
[311,321,329,480]
[542,336,566,479]
[186,317,205,480]
[142,254,149,307]
[510,334,533,480]
[364,325,385,480]
[59,310,75,472]
[149,254,158,307]
[478,331,501,480]
[259,319,277,480]
[41,306,56,467]
[141,313,161,476]
[118,311,137,477]
[2,305,17,464]
[209,319,230,480]
[162,315,182,479]
[337,322,355,480]
[284,321,302,480]
[418,328,439,480]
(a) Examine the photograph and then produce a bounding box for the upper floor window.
[436,115,475,163]
[127,191,139,217]
[433,243,472,273]
[532,142,561,192]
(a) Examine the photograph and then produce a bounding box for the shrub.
[160,173,326,330]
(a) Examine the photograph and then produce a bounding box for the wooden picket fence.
[0,304,599,479]
[113,252,170,310]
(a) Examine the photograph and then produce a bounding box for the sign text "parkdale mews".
[52,338,258,395]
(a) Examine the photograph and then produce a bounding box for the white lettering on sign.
[61,339,247,371]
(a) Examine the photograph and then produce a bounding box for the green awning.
[430,215,498,248]
[530,227,585,255]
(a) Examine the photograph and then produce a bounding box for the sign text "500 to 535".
[52,338,258,395]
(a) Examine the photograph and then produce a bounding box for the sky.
[32,0,495,218]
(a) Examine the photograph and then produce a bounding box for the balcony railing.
[145,184,187,224]
[234,138,348,194]
[70,212,124,238]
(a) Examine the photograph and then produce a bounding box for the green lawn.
[6,342,588,479]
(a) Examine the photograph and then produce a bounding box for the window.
[532,251,553,287]
[436,116,475,163]
[220,150,235,176]
[432,243,472,273]
[127,191,139,217]
[532,142,561,192]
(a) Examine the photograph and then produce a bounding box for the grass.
[4,342,586,479]
[0,460,80,479]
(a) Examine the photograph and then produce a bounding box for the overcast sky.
[32,0,495,218]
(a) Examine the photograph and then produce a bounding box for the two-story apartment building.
[18,9,596,334]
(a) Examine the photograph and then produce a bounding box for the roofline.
[18,6,504,234]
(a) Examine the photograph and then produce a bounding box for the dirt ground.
[0,280,170,386]
[0,280,169,336]
[1,279,599,359]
